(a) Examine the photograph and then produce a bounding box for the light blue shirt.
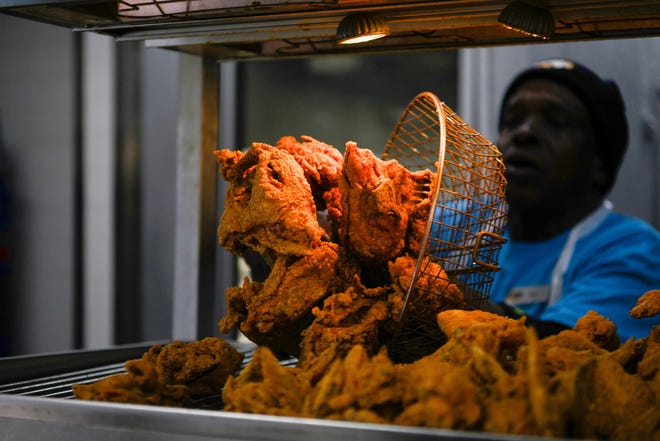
[490,208,660,341]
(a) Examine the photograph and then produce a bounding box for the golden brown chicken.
[387,254,466,361]
[220,307,660,440]
[274,135,343,211]
[73,338,244,406]
[297,278,392,369]
[219,242,357,356]
[436,309,527,365]
[72,356,190,406]
[630,289,660,319]
[389,254,465,318]
[303,345,401,423]
[573,309,621,351]
[222,346,310,417]
[214,142,326,259]
[338,141,434,267]
[152,337,245,396]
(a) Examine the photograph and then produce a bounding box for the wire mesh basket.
[383,91,507,361]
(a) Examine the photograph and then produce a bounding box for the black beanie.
[499,58,629,195]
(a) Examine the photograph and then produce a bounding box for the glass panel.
[239,51,457,156]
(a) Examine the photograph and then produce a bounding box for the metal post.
[172,54,219,341]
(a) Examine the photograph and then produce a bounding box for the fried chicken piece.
[436,309,527,367]
[296,343,344,386]
[220,304,660,439]
[338,141,434,265]
[298,278,392,369]
[218,277,256,334]
[72,356,190,406]
[152,337,245,396]
[387,254,466,362]
[638,325,660,380]
[275,135,343,211]
[479,358,537,435]
[389,254,465,317]
[303,345,402,421]
[570,356,657,440]
[630,289,660,319]
[73,338,243,406]
[220,242,353,357]
[222,346,310,417]
[322,187,342,241]
[406,196,433,257]
[532,329,608,377]
[214,148,244,181]
[522,329,577,438]
[573,310,620,351]
[395,355,482,430]
[214,142,326,258]
[421,330,543,436]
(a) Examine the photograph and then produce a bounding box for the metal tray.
[0,342,561,441]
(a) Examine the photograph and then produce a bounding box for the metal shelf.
[2,0,660,60]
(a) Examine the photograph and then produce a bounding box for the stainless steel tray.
[0,343,560,441]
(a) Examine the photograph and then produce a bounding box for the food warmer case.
[1,1,660,440]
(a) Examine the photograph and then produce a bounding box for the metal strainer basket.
[383,91,507,361]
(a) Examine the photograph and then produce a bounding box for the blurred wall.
[0,14,77,355]
[0,14,180,355]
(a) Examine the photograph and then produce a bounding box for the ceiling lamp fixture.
[498,1,555,39]
[336,12,391,45]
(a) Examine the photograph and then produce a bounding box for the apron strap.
[548,200,613,305]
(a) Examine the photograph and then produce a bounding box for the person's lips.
[503,152,542,180]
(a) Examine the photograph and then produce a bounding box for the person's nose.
[510,115,539,146]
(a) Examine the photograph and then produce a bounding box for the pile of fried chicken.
[223,298,660,440]
[73,136,660,440]
[215,135,461,364]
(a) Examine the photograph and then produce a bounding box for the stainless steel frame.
[172,53,221,341]
[1,1,657,439]
[3,1,660,61]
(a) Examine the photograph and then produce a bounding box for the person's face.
[497,78,603,212]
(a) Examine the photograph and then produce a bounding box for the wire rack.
[383,91,507,360]
[0,346,298,410]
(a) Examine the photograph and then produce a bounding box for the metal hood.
[2,0,660,60]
